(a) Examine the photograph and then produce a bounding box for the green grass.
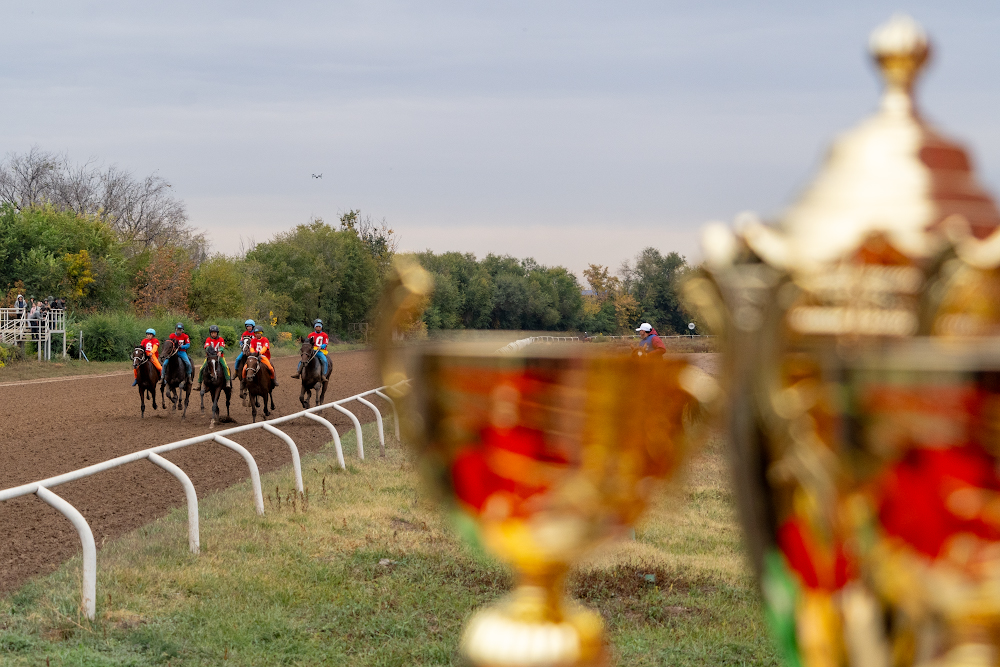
[0,422,778,666]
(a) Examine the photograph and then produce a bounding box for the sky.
[1,1,999,277]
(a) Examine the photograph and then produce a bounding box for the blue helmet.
[244,319,256,328]
[145,328,156,336]
[175,322,184,330]
[313,319,323,328]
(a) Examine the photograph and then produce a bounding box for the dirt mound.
[0,350,381,595]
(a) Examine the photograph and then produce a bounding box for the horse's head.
[132,347,145,368]
[241,338,251,353]
[299,339,313,360]
[205,345,219,359]
[245,354,259,381]
[161,338,177,358]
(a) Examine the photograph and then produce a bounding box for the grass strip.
[0,422,778,666]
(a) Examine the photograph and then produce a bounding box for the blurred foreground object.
[378,258,716,666]
[687,14,1000,667]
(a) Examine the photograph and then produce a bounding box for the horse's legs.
[181,384,190,419]
[223,385,231,420]
[318,379,328,406]
[139,386,146,417]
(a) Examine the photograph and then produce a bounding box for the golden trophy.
[378,260,716,666]
[687,14,1000,667]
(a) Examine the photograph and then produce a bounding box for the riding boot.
[291,361,302,379]
[131,379,138,387]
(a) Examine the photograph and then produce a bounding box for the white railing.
[0,381,407,620]
[495,335,582,354]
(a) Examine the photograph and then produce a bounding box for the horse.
[199,346,232,426]
[242,352,275,423]
[159,338,192,419]
[297,337,331,408]
[132,346,160,417]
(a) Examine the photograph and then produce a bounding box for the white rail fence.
[0,381,406,620]
[495,333,715,353]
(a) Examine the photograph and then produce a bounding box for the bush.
[0,343,24,368]
[81,313,142,361]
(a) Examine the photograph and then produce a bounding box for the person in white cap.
[634,322,666,358]
[14,294,27,318]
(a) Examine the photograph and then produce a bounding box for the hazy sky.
[2,2,999,276]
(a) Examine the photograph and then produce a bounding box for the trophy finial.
[869,14,930,101]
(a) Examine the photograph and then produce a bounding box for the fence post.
[374,389,400,441]
[355,396,385,457]
[332,404,364,460]
[212,436,265,515]
[261,424,303,493]
[304,412,346,469]
[35,486,96,620]
[147,453,200,554]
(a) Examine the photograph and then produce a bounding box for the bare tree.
[0,147,205,258]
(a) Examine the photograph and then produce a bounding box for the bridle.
[302,345,318,366]
[132,347,148,369]
[245,354,260,382]
[206,348,220,382]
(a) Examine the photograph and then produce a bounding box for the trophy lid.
[744,14,1000,271]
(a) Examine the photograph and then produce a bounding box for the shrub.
[81,313,142,361]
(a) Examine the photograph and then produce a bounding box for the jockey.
[168,323,194,380]
[132,328,162,385]
[194,325,231,391]
[234,319,256,379]
[246,326,278,386]
[292,319,329,378]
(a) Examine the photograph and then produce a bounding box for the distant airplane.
[312,174,322,179]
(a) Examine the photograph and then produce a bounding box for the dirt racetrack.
[0,350,381,595]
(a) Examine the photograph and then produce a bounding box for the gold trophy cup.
[687,15,1000,667]
[378,260,716,666]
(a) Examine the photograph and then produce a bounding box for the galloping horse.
[132,346,160,417]
[297,337,331,408]
[159,338,192,419]
[243,352,275,423]
[199,345,231,426]
[236,338,252,399]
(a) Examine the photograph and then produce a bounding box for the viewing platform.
[0,308,68,360]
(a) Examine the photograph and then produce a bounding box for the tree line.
[0,149,692,337]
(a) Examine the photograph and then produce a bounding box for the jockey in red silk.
[194,325,231,390]
[168,323,194,379]
[234,319,257,379]
[132,328,161,385]
[246,326,278,386]
[292,319,329,378]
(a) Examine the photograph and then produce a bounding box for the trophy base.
[459,585,607,667]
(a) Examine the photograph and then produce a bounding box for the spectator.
[634,322,666,358]
[14,294,27,318]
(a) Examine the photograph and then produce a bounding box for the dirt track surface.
[0,350,380,595]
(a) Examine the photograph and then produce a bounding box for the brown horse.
[159,338,192,419]
[242,353,275,422]
[199,345,232,426]
[132,345,160,417]
[297,338,330,408]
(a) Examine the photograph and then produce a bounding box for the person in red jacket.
[132,328,162,385]
[247,326,278,386]
[167,322,194,381]
[292,319,329,378]
[634,323,666,358]
[194,325,231,390]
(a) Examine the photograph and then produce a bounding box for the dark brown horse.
[199,346,232,426]
[159,338,192,419]
[297,338,330,408]
[132,345,160,417]
[242,353,275,423]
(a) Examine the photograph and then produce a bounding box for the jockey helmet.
[313,319,323,328]
[175,322,184,330]
[145,328,156,336]
[244,319,256,328]
[209,325,220,333]
[254,326,263,333]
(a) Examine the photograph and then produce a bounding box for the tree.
[0,147,205,258]
[134,246,194,316]
[188,255,245,320]
[620,248,690,334]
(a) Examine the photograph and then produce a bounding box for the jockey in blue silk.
[292,319,329,378]
[168,323,194,379]
[234,319,256,379]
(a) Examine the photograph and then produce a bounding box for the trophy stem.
[459,568,608,666]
